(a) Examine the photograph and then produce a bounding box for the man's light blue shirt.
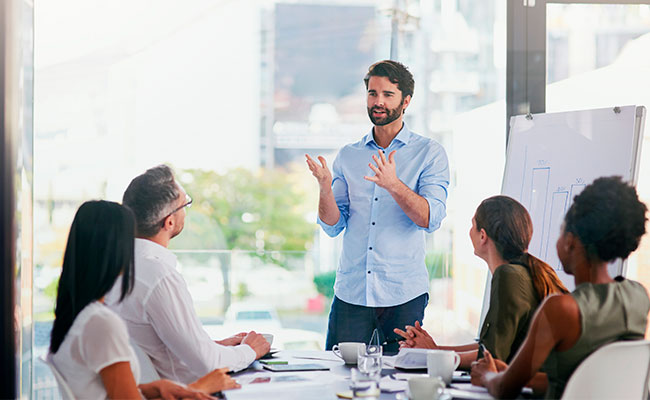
[318,123,450,307]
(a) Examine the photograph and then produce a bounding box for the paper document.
[391,373,428,381]
[382,355,397,368]
[446,387,494,400]
[447,384,496,399]
[236,373,309,385]
[392,348,429,369]
[227,373,331,400]
[379,375,408,393]
[226,382,333,400]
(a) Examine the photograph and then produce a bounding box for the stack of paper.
[392,348,429,369]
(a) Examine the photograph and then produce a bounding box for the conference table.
[224,350,495,400]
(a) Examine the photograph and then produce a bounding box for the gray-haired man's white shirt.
[106,238,255,383]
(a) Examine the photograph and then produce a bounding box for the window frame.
[505,0,650,142]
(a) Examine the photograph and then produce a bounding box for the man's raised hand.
[305,154,333,190]
[364,150,400,191]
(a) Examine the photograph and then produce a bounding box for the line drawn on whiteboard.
[569,183,586,203]
[544,191,568,270]
[520,146,528,199]
[529,167,550,257]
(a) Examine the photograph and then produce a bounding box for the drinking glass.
[358,344,382,378]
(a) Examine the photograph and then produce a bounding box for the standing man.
[106,165,269,384]
[306,60,449,352]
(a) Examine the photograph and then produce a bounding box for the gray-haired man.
[106,165,269,384]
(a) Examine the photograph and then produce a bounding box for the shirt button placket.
[367,182,380,288]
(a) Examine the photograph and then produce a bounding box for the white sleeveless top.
[50,301,141,399]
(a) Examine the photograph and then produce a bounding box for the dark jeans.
[325,293,428,353]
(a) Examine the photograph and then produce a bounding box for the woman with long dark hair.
[395,196,568,368]
[471,177,650,399]
[48,201,236,399]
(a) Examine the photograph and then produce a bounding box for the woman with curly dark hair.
[471,176,650,399]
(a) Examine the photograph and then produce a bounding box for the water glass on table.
[350,344,382,399]
[358,344,382,377]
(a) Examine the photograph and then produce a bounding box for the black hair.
[564,176,647,262]
[50,200,135,353]
[475,195,568,299]
[122,164,180,237]
[363,60,414,99]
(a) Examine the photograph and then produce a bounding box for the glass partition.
[33,1,506,396]
[545,3,650,336]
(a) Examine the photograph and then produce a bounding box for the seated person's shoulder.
[493,264,530,283]
[539,293,579,319]
[85,305,128,334]
[496,263,524,274]
[623,278,650,310]
[124,255,180,297]
[626,278,650,296]
[491,265,540,306]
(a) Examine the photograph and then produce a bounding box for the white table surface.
[223,350,494,400]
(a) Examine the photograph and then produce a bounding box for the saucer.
[395,390,452,400]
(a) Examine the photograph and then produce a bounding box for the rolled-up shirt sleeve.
[317,154,350,237]
[417,144,449,233]
[144,274,256,375]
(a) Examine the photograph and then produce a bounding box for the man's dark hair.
[122,164,180,237]
[363,60,414,99]
[564,176,647,262]
[50,200,135,353]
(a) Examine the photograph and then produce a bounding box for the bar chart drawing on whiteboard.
[544,190,569,270]
[502,105,644,290]
[519,146,528,199]
[528,167,550,257]
[569,183,586,202]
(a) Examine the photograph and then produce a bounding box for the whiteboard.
[501,105,646,289]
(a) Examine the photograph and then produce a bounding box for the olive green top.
[479,263,540,363]
[543,278,650,400]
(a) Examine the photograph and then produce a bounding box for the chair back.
[130,339,161,383]
[561,340,650,400]
[40,355,76,400]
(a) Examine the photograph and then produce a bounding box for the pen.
[477,341,486,360]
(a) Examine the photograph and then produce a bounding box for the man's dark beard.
[367,100,404,126]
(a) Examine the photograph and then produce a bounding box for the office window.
[33,0,506,396]
[545,4,650,326]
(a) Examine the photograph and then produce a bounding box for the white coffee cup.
[332,342,365,364]
[261,333,274,347]
[426,350,460,384]
[408,376,445,400]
